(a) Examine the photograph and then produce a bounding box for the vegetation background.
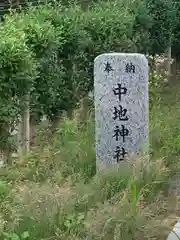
[0,0,179,239]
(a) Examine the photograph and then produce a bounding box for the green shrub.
[0,0,179,153]
[0,20,37,152]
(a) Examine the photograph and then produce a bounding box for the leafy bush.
[0,20,37,153]
[0,0,179,153]
[147,0,177,55]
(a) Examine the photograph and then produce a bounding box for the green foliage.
[0,180,11,200]
[0,0,179,152]
[147,0,177,55]
[0,2,180,239]
[3,231,29,240]
[172,1,180,56]
[0,19,37,151]
[147,55,166,110]
[4,7,68,122]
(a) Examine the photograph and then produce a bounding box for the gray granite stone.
[94,53,149,169]
[167,220,180,240]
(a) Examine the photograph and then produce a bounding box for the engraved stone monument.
[94,53,149,169]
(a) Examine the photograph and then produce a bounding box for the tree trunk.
[51,112,63,133]
[79,96,89,123]
[18,115,23,158]
[67,109,73,120]
[18,93,30,158]
[23,93,30,152]
[165,45,172,82]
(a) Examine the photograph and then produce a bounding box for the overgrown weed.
[1,83,180,239]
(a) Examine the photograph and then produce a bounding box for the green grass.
[0,82,180,240]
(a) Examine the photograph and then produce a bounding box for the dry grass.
[0,156,177,240]
[1,83,180,239]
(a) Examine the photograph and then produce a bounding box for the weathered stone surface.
[167,220,180,240]
[94,53,149,169]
